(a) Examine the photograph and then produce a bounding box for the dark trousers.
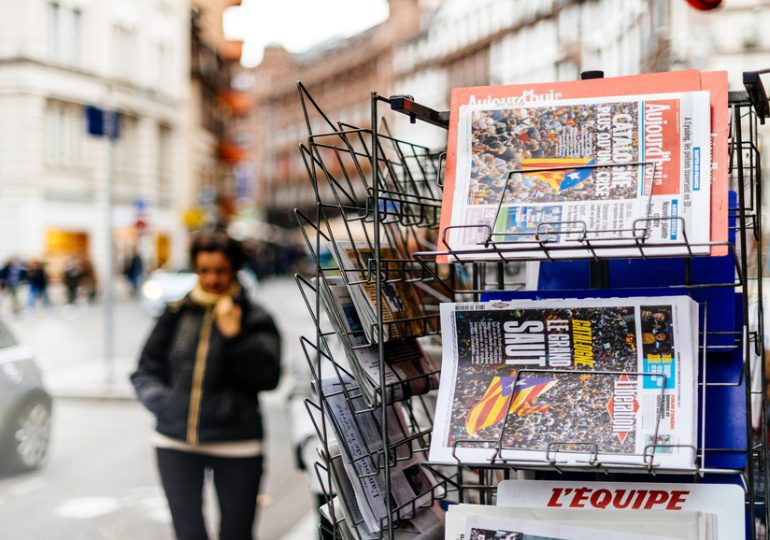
[156,448,263,540]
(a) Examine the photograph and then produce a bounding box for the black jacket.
[130,290,281,444]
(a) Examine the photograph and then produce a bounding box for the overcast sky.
[224,0,391,67]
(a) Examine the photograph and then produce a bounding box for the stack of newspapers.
[319,375,444,539]
[318,276,440,405]
[429,296,699,471]
[438,70,729,260]
[330,240,438,343]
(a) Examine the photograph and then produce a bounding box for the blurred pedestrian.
[26,260,50,310]
[81,257,98,302]
[130,230,281,540]
[124,250,143,297]
[63,256,83,305]
[0,256,26,314]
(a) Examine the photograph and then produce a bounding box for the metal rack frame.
[294,70,770,538]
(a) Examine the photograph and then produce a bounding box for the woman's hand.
[214,296,242,338]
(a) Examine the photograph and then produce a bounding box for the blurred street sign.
[198,185,217,206]
[85,106,121,139]
[183,208,206,230]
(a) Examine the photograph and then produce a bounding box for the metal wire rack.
[292,71,770,538]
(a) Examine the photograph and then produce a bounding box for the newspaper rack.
[293,72,770,538]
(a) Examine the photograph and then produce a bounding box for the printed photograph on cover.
[442,90,711,259]
[318,277,440,404]
[460,513,691,540]
[468,102,640,206]
[468,527,563,540]
[429,297,698,469]
[447,305,640,455]
[330,241,434,342]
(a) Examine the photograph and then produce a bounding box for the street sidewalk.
[3,276,320,539]
[3,281,151,400]
[42,355,138,400]
[4,276,312,402]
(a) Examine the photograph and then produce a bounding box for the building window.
[47,2,61,61]
[157,124,173,207]
[70,8,83,66]
[45,100,84,164]
[112,25,137,81]
[155,42,171,92]
[115,114,139,181]
[48,4,83,66]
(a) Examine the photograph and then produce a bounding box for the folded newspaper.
[440,90,712,260]
[323,458,445,540]
[429,297,699,470]
[318,276,440,405]
[330,240,436,343]
[321,375,444,538]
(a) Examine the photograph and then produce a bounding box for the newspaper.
[318,498,354,540]
[446,504,712,540]
[440,90,712,260]
[496,480,744,540]
[318,276,440,405]
[429,297,698,470]
[321,375,443,538]
[330,241,434,342]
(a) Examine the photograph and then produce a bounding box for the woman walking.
[131,231,281,540]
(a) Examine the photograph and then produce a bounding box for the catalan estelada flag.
[465,375,557,436]
[520,157,595,193]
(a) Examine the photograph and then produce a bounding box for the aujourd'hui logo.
[606,374,639,442]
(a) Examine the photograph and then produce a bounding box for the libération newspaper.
[429,297,699,470]
[440,90,712,260]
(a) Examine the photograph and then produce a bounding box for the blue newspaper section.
[536,191,739,351]
[700,292,747,470]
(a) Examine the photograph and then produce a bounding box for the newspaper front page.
[331,241,432,342]
[443,91,711,260]
[429,297,698,470]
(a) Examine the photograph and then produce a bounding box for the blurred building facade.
[0,0,250,280]
[0,0,189,278]
[392,0,770,145]
[248,0,770,224]
[247,0,427,225]
[187,0,252,232]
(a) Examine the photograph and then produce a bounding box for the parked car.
[140,268,259,317]
[0,319,51,472]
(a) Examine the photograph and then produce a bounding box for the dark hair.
[190,231,244,270]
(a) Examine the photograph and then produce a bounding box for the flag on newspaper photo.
[465,375,557,436]
[437,71,727,261]
[429,297,698,470]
